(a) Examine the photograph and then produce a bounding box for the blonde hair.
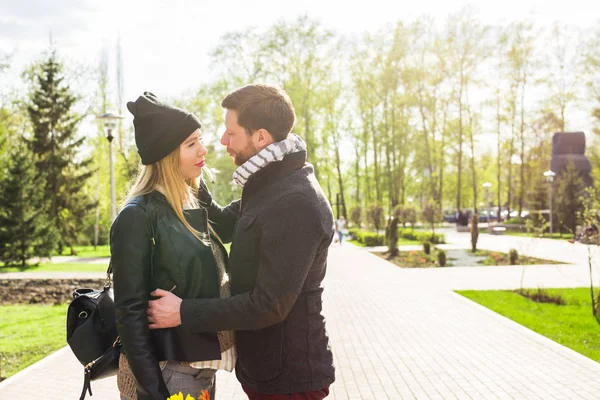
[123,147,211,243]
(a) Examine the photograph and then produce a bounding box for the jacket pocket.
[237,323,283,382]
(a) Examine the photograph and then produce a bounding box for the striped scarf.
[233,133,307,188]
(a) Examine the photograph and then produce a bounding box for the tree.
[545,23,582,132]
[422,201,441,235]
[503,21,537,215]
[350,206,363,228]
[263,15,335,179]
[0,139,56,266]
[405,205,418,229]
[366,204,384,232]
[394,205,406,227]
[410,17,447,205]
[26,49,95,254]
[583,26,600,136]
[321,69,348,220]
[470,213,479,252]
[555,162,585,235]
[437,7,489,211]
[385,216,399,258]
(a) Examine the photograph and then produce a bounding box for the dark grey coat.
[180,150,336,394]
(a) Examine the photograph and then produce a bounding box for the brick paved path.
[2,233,600,399]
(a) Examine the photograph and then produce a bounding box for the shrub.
[423,241,431,255]
[437,250,447,267]
[509,249,519,265]
[398,229,446,244]
[399,228,418,241]
[514,288,565,305]
[423,233,445,245]
[358,231,385,247]
[347,228,359,240]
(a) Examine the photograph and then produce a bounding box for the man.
[147,84,335,399]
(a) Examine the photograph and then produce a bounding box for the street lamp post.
[543,170,556,236]
[97,113,123,221]
[483,182,492,229]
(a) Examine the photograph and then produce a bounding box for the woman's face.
[179,129,208,180]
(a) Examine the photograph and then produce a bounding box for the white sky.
[1,0,598,153]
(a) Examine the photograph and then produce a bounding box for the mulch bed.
[0,279,106,305]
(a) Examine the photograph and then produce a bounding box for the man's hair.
[221,84,296,142]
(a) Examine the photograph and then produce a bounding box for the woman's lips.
[195,161,205,168]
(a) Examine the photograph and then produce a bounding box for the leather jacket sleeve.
[198,178,240,243]
[110,204,169,400]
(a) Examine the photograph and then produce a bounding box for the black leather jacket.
[110,191,226,400]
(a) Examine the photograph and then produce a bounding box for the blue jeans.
[337,231,343,243]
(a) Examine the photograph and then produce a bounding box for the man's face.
[221,110,259,166]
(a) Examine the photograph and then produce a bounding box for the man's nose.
[220,132,229,146]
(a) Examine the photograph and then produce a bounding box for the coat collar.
[241,150,307,206]
[147,191,209,234]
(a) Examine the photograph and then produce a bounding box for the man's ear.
[256,128,275,149]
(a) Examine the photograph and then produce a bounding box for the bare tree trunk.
[456,72,465,211]
[370,108,381,204]
[507,87,517,216]
[362,117,371,204]
[496,88,502,221]
[353,142,361,205]
[518,77,527,215]
[438,105,447,209]
[466,90,477,212]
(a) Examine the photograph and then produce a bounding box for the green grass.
[58,245,111,258]
[0,304,68,378]
[0,262,109,273]
[348,239,420,248]
[0,241,231,273]
[457,288,600,363]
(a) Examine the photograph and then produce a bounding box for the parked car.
[443,213,457,223]
[500,209,530,219]
[478,210,500,222]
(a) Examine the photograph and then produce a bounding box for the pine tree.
[26,49,95,254]
[555,162,586,235]
[0,139,56,267]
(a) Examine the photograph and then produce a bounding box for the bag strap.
[105,206,157,288]
[79,371,92,400]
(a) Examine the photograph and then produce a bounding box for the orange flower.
[198,390,210,400]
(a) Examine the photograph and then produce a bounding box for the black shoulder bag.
[66,213,156,400]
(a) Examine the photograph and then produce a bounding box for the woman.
[111,92,235,400]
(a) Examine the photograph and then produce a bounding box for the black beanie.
[126,91,202,165]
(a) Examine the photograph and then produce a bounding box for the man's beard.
[232,143,259,166]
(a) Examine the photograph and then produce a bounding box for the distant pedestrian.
[335,216,346,244]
